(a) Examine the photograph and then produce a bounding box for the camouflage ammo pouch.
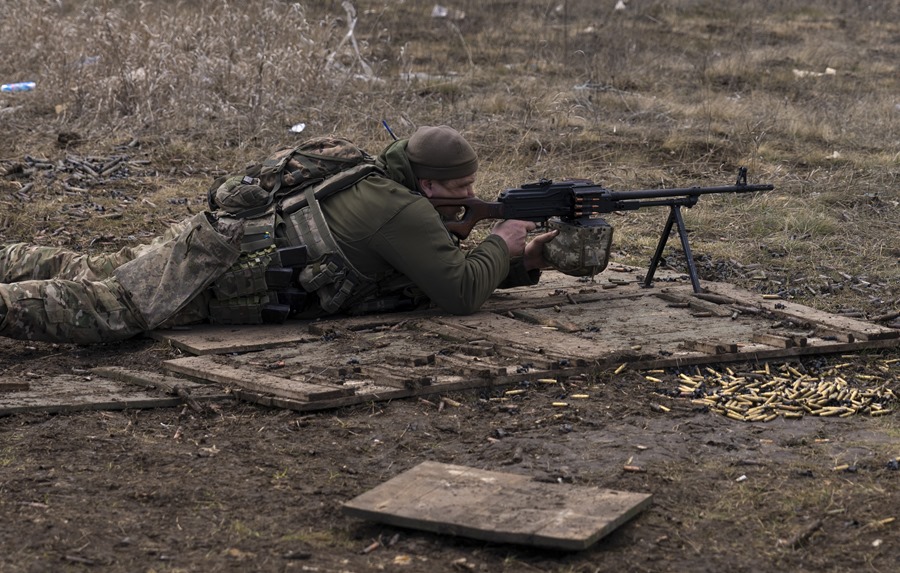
[207,216,311,325]
[113,212,243,329]
[543,217,614,277]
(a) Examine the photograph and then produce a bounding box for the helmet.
[542,217,613,277]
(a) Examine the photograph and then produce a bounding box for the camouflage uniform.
[0,214,240,344]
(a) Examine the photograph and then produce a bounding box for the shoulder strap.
[280,163,384,216]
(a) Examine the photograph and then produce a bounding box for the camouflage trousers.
[0,217,220,344]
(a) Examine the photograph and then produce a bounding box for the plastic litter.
[1,81,36,93]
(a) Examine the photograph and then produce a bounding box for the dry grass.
[0,0,897,319]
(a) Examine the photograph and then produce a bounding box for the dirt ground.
[1,332,898,573]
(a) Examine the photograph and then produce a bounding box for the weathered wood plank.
[655,291,734,317]
[0,380,30,392]
[751,332,806,348]
[343,461,653,551]
[163,356,354,402]
[148,322,321,355]
[350,364,435,389]
[0,374,190,416]
[90,366,232,407]
[683,340,739,354]
[702,282,899,341]
[230,372,527,412]
[631,337,900,370]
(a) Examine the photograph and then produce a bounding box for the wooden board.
[146,322,321,355]
[0,373,229,416]
[147,269,898,412]
[163,356,354,402]
[343,461,652,551]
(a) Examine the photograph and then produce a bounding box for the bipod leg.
[673,206,702,293]
[643,207,676,289]
[643,205,703,293]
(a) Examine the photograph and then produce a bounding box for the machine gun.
[429,167,773,293]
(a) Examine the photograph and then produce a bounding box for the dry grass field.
[1,1,898,572]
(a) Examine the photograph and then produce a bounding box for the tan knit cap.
[407,125,478,180]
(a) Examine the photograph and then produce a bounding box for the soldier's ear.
[418,178,435,197]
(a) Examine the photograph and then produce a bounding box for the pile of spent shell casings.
[666,358,898,422]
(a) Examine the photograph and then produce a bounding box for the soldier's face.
[419,175,476,200]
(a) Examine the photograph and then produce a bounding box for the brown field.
[1,1,898,572]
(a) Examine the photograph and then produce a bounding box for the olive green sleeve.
[368,198,510,315]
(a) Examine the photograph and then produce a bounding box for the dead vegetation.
[0,1,898,571]
[1,0,897,321]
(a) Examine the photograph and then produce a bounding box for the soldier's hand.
[523,229,559,270]
[490,220,537,257]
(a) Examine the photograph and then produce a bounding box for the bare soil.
[1,332,898,573]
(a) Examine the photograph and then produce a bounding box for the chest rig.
[206,138,385,324]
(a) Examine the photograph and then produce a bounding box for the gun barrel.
[599,183,774,202]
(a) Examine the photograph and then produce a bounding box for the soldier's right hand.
[490,219,537,258]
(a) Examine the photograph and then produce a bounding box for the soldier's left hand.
[523,229,559,270]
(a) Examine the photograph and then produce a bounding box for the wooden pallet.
[155,268,898,412]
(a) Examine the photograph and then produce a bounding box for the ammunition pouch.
[283,183,376,314]
[296,255,365,314]
[543,217,614,277]
[208,243,310,325]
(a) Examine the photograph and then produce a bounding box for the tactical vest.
[206,137,386,324]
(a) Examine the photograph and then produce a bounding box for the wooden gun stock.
[427,197,507,239]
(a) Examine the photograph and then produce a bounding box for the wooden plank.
[230,372,518,412]
[351,364,435,390]
[343,461,652,551]
[0,374,190,416]
[702,282,899,341]
[655,291,734,317]
[91,367,232,403]
[750,332,806,348]
[0,381,30,392]
[92,366,209,393]
[434,353,510,378]
[682,340,739,354]
[163,356,354,402]
[148,322,321,355]
[631,337,900,370]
